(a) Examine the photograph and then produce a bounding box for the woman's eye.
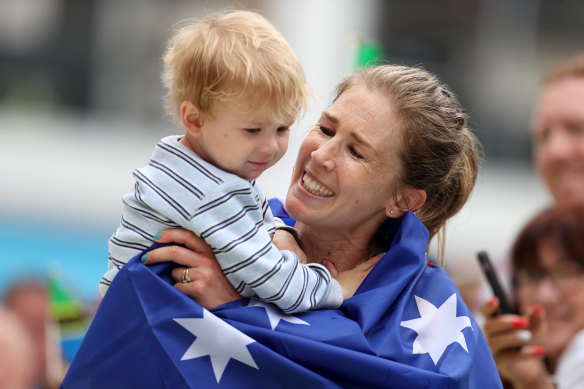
[319,126,334,137]
[349,147,363,159]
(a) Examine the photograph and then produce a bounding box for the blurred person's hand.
[481,297,554,389]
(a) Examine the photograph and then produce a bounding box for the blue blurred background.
[1,0,582,351]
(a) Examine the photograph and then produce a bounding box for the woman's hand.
[323,253,384,300]
[141,228,242,310]
[480,297,553,389]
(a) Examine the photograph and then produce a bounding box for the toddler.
[99,10,343,313]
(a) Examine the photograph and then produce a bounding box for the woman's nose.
[311,140,336,171]
[533,277,563,303]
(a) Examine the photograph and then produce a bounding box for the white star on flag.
[248,299,309,330]
[174,309,258,382]
[400,293,472,365]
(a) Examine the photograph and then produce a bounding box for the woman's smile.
[302,172,334,197]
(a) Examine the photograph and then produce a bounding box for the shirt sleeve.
[252,180,276,236]
[189,182,342,313]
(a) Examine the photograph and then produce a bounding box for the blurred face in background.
[532,76,584,206]
[0,309,34,389]
[3,283,50,386]
[514,238,584,361]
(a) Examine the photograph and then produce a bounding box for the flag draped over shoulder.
[62,203,502,389]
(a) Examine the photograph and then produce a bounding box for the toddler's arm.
[194,185,343,314]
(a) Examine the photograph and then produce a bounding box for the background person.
[0,307,35,389]
[531,51,584,207]
[481,205,584,389]
[480,51,584,389]
[2,281,67,389]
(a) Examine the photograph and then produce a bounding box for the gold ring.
[181,268,191,283]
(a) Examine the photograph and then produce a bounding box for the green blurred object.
[48,267,90,362]
[355,39,385,70]
[48,275,84,325]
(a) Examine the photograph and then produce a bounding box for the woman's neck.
[295,222,379,272]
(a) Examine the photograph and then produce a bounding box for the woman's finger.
[527,305,545,333]
[142,244,213,268]
[154,228,213,255]
[170,266,193,284]
[480,297,499,318]
[488,328,533,353]
[174,270,242,310]
[483,313,530,340]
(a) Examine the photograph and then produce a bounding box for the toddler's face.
[196,102,292,180]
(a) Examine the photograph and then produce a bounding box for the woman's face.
[285,85,404,234]
[515,239,584,357]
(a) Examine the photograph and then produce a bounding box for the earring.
[390,210,394,215]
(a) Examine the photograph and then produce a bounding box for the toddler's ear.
[180,101,203,136]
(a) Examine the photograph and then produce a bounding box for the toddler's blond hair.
[162,10,308,124]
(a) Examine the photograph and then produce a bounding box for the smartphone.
[477,250,516,314]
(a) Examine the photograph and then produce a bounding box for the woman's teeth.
[302,174,334,197]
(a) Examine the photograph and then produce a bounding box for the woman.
[481,205,584,389]
[63,65,502,388]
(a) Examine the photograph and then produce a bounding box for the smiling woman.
[285,85,408,260]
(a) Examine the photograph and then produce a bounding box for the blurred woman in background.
[482,205,584,389]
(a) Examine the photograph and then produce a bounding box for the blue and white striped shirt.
[100,135,342,313]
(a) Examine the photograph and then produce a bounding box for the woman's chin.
[284,189,304,218]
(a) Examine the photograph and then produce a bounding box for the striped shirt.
[100,135,342,313]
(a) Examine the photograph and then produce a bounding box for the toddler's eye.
[245,128,261,134]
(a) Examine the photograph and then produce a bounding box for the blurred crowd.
[479,52,584,389]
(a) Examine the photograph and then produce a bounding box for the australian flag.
[61,200,502,388]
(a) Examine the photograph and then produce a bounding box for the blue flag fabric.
[62,204,502,388]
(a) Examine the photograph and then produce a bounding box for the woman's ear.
[385,188,427,218]
[180,101,203,136]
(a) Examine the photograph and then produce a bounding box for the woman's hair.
[333,65,480,261]
[162,10,309,124]
[542,51,584,85]
[511,205,584,275]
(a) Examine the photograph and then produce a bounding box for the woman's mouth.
[302,173,334,197]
